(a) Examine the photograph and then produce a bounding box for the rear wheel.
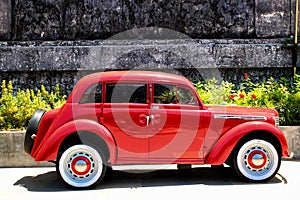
[232,139,280,182]
[57,144,107,188]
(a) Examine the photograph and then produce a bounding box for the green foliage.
[1,74,300,130]
[195,73,300,126]
[0,81,66,130]
[194,78,235,105]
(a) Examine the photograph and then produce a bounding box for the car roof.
[80,70,191,85]
[68,70,196,103]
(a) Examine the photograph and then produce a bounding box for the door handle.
[146,115,155,126]
[146,115,150,126]
[150,114,155,125]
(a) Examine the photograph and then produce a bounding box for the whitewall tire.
[58,144,106,188]
[233,139,280,182]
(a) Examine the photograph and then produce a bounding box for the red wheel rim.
[71,156,92,176]
[247,150,267,170]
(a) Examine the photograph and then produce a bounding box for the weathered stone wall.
[0,0,297,95]
[0,0,294,41]
[0,39,293,95]
[0,131,53,167]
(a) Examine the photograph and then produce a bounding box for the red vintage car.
[24,71,289,188]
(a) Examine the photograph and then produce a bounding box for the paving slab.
[0,161,299,200]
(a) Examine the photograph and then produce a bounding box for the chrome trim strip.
[213,114,267,121]
[274,116,280,127]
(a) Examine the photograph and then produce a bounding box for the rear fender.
[205,121,288,165]
[32,119,117,163]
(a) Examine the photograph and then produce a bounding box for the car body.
[24,70,289,188]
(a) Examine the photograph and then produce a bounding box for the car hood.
[205,105,278,117]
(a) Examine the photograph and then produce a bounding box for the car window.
[106,83,147,104]
[177,86,197,105]
[80,83,102,103]
[154,83,177,104]
[154,84,198,105]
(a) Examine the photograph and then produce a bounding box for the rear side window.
[106,83,147,104]
[80,83,102,103]
[154,84,177,104]
[177,87,197,105]
[154,83,198,105]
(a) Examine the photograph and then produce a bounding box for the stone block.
[214,0,255,38]
[213,44,246,68]
[244,43,292,68]
[256,0,292,38]
[122,0,182,34]
[181,0,215,38]
[0,131,53,167]
[181,0,255,38]
[0,0,11,40]
[13,0,63,40]
[280,126,300,159]
[63,0,123,40]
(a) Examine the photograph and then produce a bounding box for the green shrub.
[283,92,300,125]
[194,78,235,105]
[195,73,300,126]
[1,74,300,130]
[0,81,66,130]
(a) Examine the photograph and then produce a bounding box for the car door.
[102,82,150,161]
[148,83,205,161]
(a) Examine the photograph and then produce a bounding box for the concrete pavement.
[0,161,299,200]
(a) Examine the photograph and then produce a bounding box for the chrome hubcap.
[74,160,88,173]
[251,153,265,166]
[70,154,93,177]
[69,153,94,178]
[246,149,268,170]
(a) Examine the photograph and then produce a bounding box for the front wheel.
[232,139,280,182]
[57,144,107,188]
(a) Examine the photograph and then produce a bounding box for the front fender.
[205,121,289,165]
[32,119,117,163]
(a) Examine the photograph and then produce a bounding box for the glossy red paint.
[205,121,289,165]
[26,71,289,167]
[32,119,117,162]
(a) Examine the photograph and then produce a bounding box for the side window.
[154,83,177,104]
[80,83,102,103]
[106,83,147,104]
[153,84,198,105]
[177,86,197,105]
